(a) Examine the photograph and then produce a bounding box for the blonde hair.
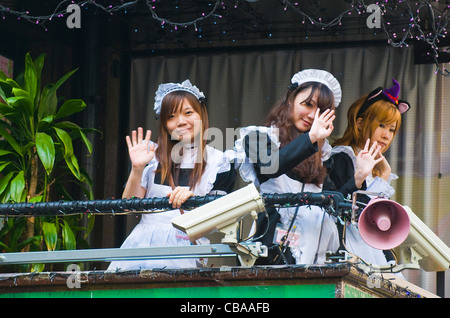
[332,95,401,176]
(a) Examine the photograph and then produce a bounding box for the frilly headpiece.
[154,79,206,115]
[357,78,410,117]
[290,69,342,107]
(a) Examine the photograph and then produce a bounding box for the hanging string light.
[145,0,222,29]
[0,0,448,75]
[282,0,449,76]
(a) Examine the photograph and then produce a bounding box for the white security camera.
[393,206,450,272]
[171,183,266,244]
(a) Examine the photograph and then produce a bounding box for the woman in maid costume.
[324,78,410,267]
[235,69,342,265]
[107,80,236,271]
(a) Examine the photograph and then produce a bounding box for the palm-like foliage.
[0,53,98,272]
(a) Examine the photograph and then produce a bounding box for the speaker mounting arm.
[326,249,420,274]
[351,190,389,224]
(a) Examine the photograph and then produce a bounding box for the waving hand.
[126,127,155,170]
[309,109,335,144]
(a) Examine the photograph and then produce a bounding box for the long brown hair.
[264,82,335,186]
[332,95,401,176]
[155,91,209,190]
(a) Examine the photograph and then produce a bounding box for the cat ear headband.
[154,79,206,115]
[289,69,342,107]
[357,78,410,118]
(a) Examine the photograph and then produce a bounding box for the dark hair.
[264,82,335,186]
[155,91,209,190]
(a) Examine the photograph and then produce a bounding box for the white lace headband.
[291,69,342,107]
[154,79,206,115]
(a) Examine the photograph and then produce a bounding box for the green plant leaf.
[85,214,95,239]
[54,123,99,155]
[0,150,12,156]
[0,127,22,155]
[0,240,11,253]
[33,54,45,107]
[9,217,26,251]
[37,67,77,119]
[54,99,86,119]
[17,235,41,252]
[42,221,57,251]
[54,127,83,180]
[54,127,74,158]
[66,153,82,181]
[33,54,45,79]
[79,129,93,154]
[10,171,25,202]
[0,161,10,173]
[0,171,14,197]
[12,87,31,100]
[28,195,43,203]
[38,83,58,118]
[53,68,77,91]
[36,132,55,175]
[39,115,54,124]
[37,115,54,132]
[24,53,37,106]
[62,220,76,250]
[0,80,13,102]
[54,121,81,130]
[5,96,33,119]
[0,53,99,264]
[12,88,34,117]
[0,102,17,117]
[30,263,45,273]
[5,78,20,89]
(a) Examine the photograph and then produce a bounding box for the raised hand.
[309,108,335,144]
[126,127,155,170]
[354,139,384,187]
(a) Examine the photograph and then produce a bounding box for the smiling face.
[291,86,318,133]
[155,90,209,190]
[288,83,335,134]
[166,99,202,143]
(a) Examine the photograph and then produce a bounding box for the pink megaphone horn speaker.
[358,198,411,250]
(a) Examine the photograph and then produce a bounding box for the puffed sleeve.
[200,147,238,195]
[365,174,398,198]
[140,158,159,190]
[235,126,318,186]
